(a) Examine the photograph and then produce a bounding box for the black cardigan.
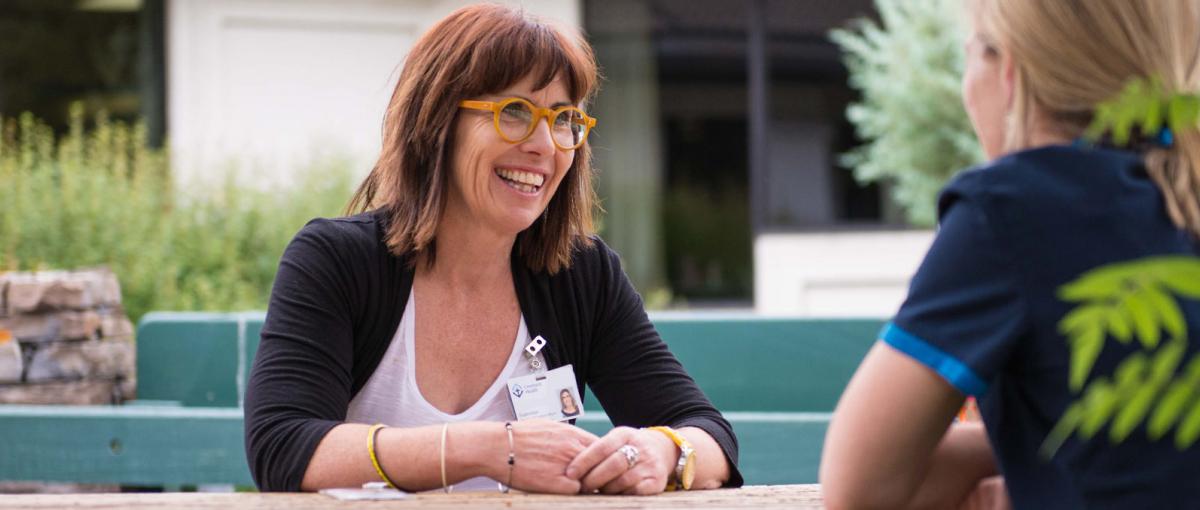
[243,211,743,491]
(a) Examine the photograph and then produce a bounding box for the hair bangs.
[460,13,594,105]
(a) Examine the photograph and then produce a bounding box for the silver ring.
[618,444,640,469]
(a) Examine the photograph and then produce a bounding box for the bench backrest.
[135,312,880,411]
[135,312,262,407]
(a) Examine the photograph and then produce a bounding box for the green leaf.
[1069,322,1106,391]
[1144,285,1187,341]
[1085,104,1114,141]
[1059,304,1107,336]
[1149,379,1193,439]
[1112,106,1135,145]
[1124,287,1162,349]
[1058,265,1134,301]
[1156,258,1200,298]
[1080,379,1121,439]
[1168,95,1200,133]
[1140,95,1164,134]
[1105,306,1133,344]
[1185,356,1200,383]
[1150,338,1187,382]
[1114,353,1148,388]
[1175,400,1200,449]
[1107,353,1153,441]
[1112,382,1158,442]
[1041,404,1083,459]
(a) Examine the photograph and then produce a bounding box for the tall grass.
[0,105,354,322]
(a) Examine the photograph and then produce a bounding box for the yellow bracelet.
[367,423,397,488]
[647,426,696,491]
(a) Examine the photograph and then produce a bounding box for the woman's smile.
[495,166,546,195]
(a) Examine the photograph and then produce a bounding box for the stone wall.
[0,268,136,404]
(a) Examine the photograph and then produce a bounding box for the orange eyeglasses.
[459,97,597,151]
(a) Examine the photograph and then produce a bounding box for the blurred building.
[0,0,933,318]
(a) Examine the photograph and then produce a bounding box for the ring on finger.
[618,444,640,469]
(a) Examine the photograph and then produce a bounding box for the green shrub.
[0,105,353,322]
[662,184,752,300]
[830,0,984,226]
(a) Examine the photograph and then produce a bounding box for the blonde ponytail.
[971,0,1200,239]
[1145,130,1200,238]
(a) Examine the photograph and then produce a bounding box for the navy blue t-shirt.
[882,145,1200,509]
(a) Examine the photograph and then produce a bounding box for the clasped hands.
[494,419,679,495]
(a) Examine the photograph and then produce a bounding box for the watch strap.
[647,426,695,491]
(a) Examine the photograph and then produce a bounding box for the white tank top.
[346,289,545,492]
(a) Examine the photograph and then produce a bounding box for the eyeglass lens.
[498,101,587,147]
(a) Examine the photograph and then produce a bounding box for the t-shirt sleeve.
[883,190,1028,397]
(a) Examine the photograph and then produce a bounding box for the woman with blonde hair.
[821,1,1200,508]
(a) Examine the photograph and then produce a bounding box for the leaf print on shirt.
[1042,256,1200,459]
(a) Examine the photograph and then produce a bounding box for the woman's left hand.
[564,426,677,495]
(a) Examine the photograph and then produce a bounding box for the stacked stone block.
[0,268,136,404]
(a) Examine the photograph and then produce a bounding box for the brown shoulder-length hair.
[346,3,600,274]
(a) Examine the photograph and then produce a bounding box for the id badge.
[507,364,585,421]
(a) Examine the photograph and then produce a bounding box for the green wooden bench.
[0,312,880,487]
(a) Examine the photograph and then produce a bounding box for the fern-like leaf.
[1168,94,1200,133]
[1112,341,1185,442]
[1049,255,1200,455]
[1068,322,1106,391]
[1156,258,1200,298]
[1151,338,1188,382]
[1113,384,1158,442]
[1149,379,1194,439]
[1059,304,1108,334]
[1105,305,1133,344]
[1041,404,1083,460]
[1124,287,1161,349]
[1080,378,1121,439]
[1084,76,1200,146]
[1141,89,1164,134]
[1058,264,1134,301]
[1175,400,1200,449]
[1147,284,1187,341]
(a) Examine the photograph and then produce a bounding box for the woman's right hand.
[494,419,599,494]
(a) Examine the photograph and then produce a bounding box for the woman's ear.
[1001,50,1017,110]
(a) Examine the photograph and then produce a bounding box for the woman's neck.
[1025,107,1076,149]
[418,207,516,289]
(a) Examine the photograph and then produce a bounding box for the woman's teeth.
[496,168,544,193]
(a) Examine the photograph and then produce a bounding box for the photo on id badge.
[507,357,584,421]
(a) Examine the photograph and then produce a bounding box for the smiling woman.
[243,3,740,497]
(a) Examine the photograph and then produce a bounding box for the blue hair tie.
[1157,127,1174,148]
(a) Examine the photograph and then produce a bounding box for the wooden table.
[0,484,823,509]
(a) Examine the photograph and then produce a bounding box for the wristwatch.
[648,426,696,491]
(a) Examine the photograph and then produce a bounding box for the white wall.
[754,230,935,317]
[166,0,581,188]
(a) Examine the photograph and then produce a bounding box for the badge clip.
[524,336,547,372]
[525,335,547,356]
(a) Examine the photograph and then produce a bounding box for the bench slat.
[0,405,250,486]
